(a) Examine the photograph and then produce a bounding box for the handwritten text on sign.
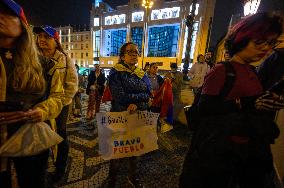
[97,111,159,160]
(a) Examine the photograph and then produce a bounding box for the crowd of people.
[0,0,284,188]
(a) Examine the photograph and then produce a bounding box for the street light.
[142,0,153,8]
[141,0,153,69]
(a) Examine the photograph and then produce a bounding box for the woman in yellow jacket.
[33,25,78,182]
[0,0,64,187]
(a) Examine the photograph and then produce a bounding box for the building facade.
[56,25,93,68]
[90,0,216,71]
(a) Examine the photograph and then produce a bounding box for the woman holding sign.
[108,42,151,187]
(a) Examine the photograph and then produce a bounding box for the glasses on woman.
[253,39,281,48]
[125,50,140,56]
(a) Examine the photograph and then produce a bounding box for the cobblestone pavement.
[47,95,192,188]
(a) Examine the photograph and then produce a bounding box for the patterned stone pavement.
[47,95,192,188]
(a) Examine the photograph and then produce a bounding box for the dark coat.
[86,70,106,95]
[258,48,284,91]
[108,65,150,112]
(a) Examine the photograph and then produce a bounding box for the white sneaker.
[160,119,173,133]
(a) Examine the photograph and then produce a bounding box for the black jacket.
[86,70,106,95]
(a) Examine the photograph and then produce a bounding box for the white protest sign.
[96,111,159,160]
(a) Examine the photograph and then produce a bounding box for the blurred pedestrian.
[224,50,231,61]
[108,42,151,187]
[188,54,210,95]
[205,49,214,68]
[0,0,64,187]
[180,12,283,188]
[170,63,184,124]
[147,63,164,97]
[73,64,84,118]
[143,62,150,72]
[147,63,173,133]
[34,25,78,182]
[86,64,105,119]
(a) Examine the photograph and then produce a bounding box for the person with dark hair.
[86,64,105,120]
[224,50,231,61]
[34,25,78,182]
[0,0,64,187]
[107,42,151,187]
[147,62,173,133]
[205,50,214,68]
[180,12,283,188]
[143,62,150,72]
[188,54,210,95]
[147,63,164,95]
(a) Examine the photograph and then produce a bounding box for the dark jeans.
[55,105,70,175]
[0,150,49,188]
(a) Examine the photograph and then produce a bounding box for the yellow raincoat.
[0,56,64,172]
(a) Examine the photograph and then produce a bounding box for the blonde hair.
[12,23,46,94]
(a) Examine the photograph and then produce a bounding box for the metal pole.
[182,0,197,78]
[141,7,148,69]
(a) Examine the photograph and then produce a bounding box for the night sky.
[14,0,129,27]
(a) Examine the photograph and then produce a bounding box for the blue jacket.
[109,63,150,112]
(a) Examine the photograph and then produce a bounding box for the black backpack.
[184,62,236,131]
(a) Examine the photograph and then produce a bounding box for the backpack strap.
[219,61,236,99]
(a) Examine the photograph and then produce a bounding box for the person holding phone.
[0,0,64,187]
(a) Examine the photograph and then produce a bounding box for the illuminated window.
[108,61,113,65]
[189,3,200,15]
[105,14,126,25]
[132,12,144,22]
[93,30,100,58]
[94,17,100,26]
[244,0,261,16]
[81,44,83,50]
[86,53,88,57]
[85,35,89,40]
[71,53,73,58]
[182,22,199,59]
[131,27,143,53]
[94,0,102,7]
[103,29,126,56]
[86,43,88,48]
[148,25,180,57]
[151,7,180,20]
[190,22,199,59]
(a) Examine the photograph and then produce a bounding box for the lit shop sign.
[132,11,144,22]
[244,0,261,16]
[151,7,180,20]
[94,18,99,26]
[105,14,126,25]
